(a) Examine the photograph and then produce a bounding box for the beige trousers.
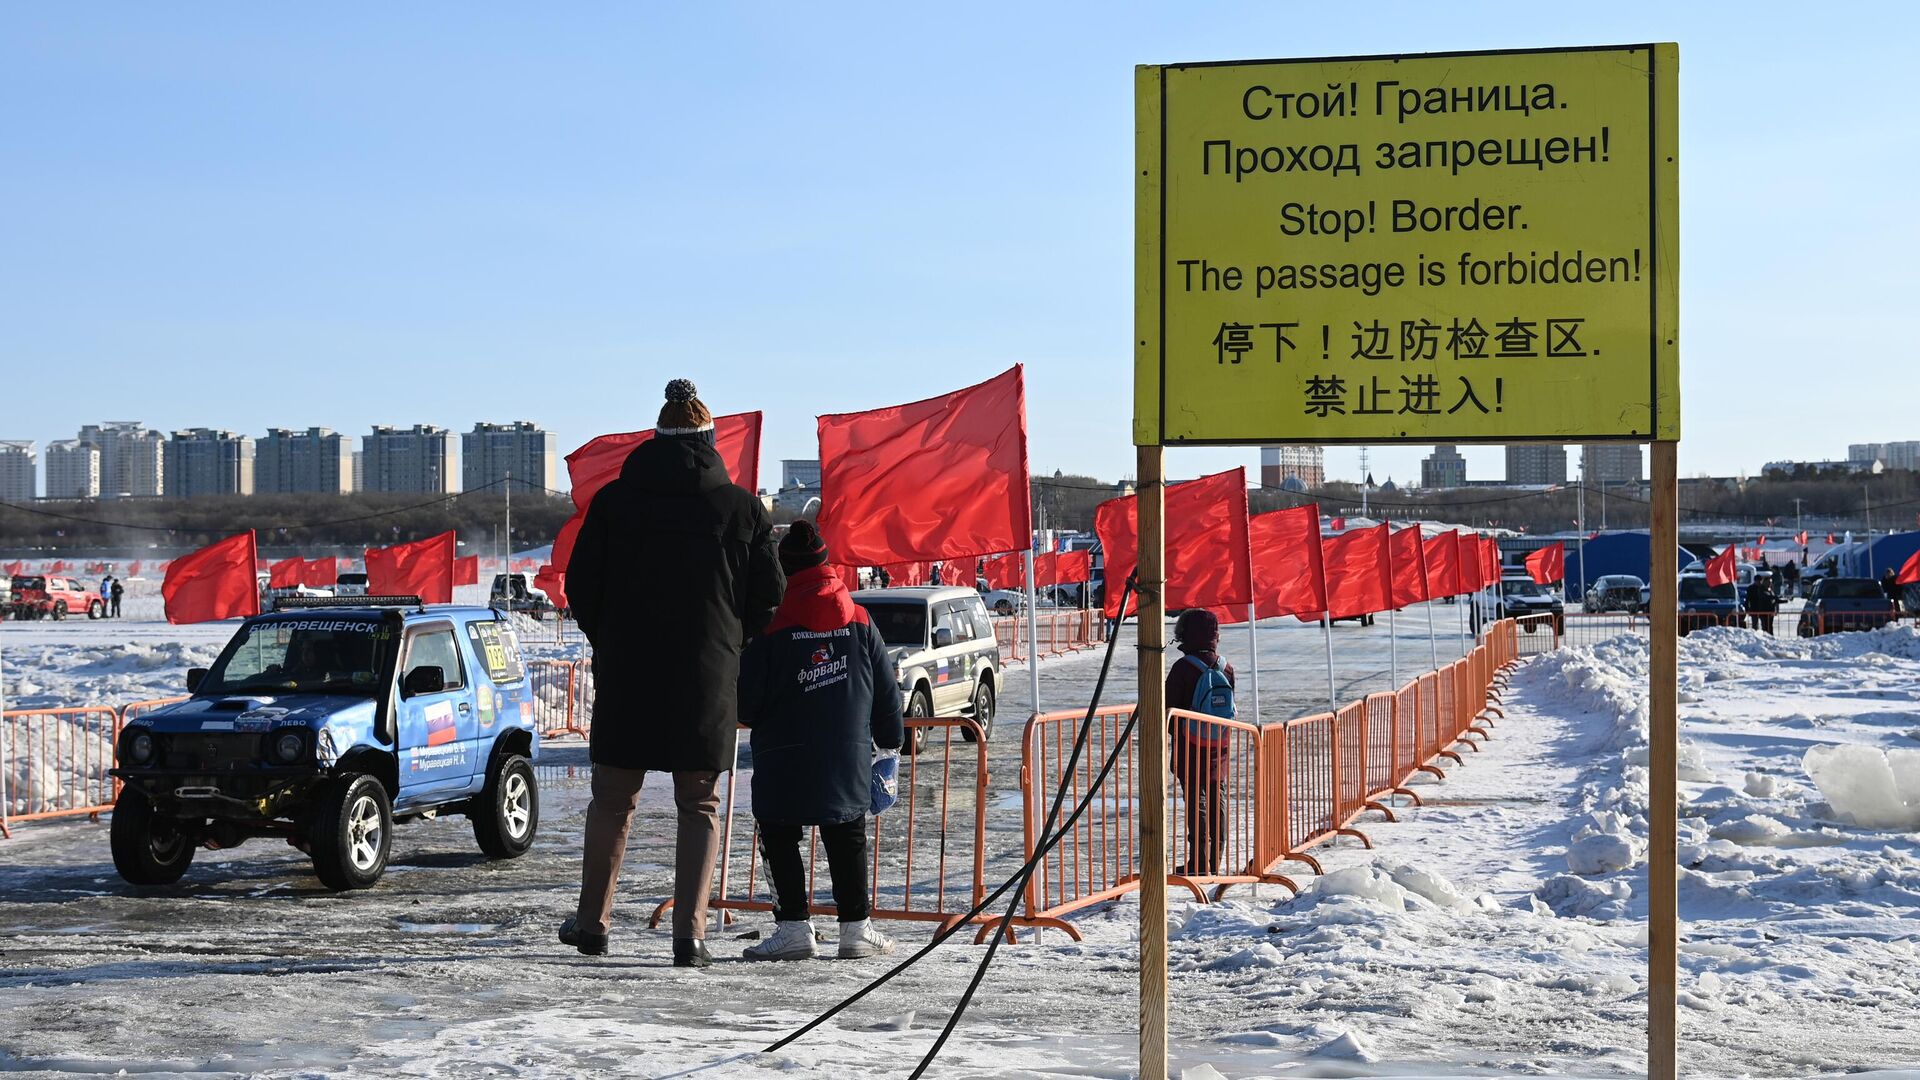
[575,765,722,940]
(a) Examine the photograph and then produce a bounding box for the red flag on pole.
[1458,532,1486,593]
[1328,516,1347,532]
[162,532,260,624]
[127,560,142,578]
[453,555,480,586]
[1483,537,1502,584]
[941,555,979,589]
[1827,533,1837,545]
[268,556,304,589]
[1095,467,1251,619]
[1898,549,1920,586]
[302,556,338,587]
[879,561,933,587]
[1249,506,1327,617]
[1318,524,1392,620]
[565,412,764,509]
[816,367,1031,565]
[1053,550,1093,584]
[1704,546,1739,588]
[981,553,1024,590]
[533,564,569,611]
[1423,530,1464,598]
[1032,551,1060,588]
[1525,542,1566,585]
[1388,526,1431,607]
[1795,531,1809,547]
[365,531,456,603]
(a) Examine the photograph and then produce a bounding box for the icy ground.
[5,604,1920,1077]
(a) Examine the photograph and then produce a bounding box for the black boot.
[558,916,608,956]
[673,937,712,968]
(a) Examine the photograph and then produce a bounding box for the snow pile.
[1302,861,1480,912]
[1804,744,1920,831]
[3,639,221,710]
[3,710,115,816]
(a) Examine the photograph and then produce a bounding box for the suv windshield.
[859,602,929,648]
[1823,579,1885,600]
[203,618,389,695]
[1678,578,1734,602]
[1503,581,1549,598]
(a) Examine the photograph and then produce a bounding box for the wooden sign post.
[1648,440,1679,1079]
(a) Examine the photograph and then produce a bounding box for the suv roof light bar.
[271,595,426,612]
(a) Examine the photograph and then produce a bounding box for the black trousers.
[759,817,869,923]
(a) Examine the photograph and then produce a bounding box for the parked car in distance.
[333,572,370,597]
[490,573,554,618]
[1798,577,1899,637]
[110,597,540,890]
[1584,574,1647,614]
[853,586,1000,748]
[6,574,103,620]
[1496,576,1565,632]
[1677,573,1742,635]
[979,588,1059,616]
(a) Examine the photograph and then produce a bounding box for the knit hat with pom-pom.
[657,379,715,441]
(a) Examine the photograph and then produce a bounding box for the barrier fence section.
[987,618,1529,940]
[0,706,123,838]
[652,717,991,932]
[526,658,592,740]
[989,610,1102,665]
[1559,609,1915,651]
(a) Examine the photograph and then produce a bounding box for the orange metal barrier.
[526,658,588,739]
[1,706,122,838]
[989,609,1102,665]
[651,717,991,933]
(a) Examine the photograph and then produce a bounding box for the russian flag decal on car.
[425,700,457,747]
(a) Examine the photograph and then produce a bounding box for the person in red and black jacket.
[1165,609,1234,876]
[736,521,905,961]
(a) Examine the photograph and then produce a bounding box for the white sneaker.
[837,918,895,959]
[743,920,816,962]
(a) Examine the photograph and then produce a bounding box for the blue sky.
[3,3,1913,496]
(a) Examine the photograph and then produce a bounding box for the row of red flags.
[162,533,492,624]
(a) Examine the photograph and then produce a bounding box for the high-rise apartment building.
[463,421,557,493]
[1259,445,1326,489]
[0,441,35,502]
[1581,444,1645,485]
[165,429,255,498]
[45,440,101,499]
[1504,444,1567,486]
[1421,444,1467,489]
[77,421,165,497]
[1849,441,1920,471]
[781,459,821,490]
[363,425,455,494]
[256,427,352,494]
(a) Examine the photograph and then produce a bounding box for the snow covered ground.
[5,599,1920,1077]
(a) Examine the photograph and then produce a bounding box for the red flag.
[1095,468,1251,619]
[162,532,259,624]
[942,555,979,589]
[533,564,569,611]
[816,367,1031,565]
[453,555,480,586]
[1422,531,1464,598]
[48,560,67,574]
[1329,516,1347,532]
[1483,537,1502,584]
[1388,526,1431,607]
[1827,534,1837,545]
[127,560,142,578]
[1250,506,1327,617]
[880,561,932,587]
[302,557,337,586]
[982,553,1024,590]
[1795,531,1809,547]
[365,531,456,603]
[566,412,764,510]
[268,556,304,588]
[1319,524,1392,620]
[1031,551,1059,588]
[1459,533,1487,592]
[830,565,864,593]
[1054,550,1093,584]
[1525,542,1566,585]
[1704,546,1738,588]
[1898,549,1920,586]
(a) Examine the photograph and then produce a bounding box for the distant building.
[0,441,34,503]
[77,421,165,498]
[1421,444,1467,489]
[363,425,455,494]
[45,440,101,499]
[1260,445,1325,489]
[781,459,821,491]
[1581,444,1644,485]
[1849,441,1920,471]
[1504,444,1567,486]
[1763,458,1883,477]
[256,427,352,494]
[165,429,255,498]
[352,450,364,493]
[463,421,557,494]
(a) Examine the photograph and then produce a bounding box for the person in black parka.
[736,521,903,961]
[559,379,785,967]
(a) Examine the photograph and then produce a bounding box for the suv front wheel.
[471,754,539,859]
[311,774,393,890]
[110,787,196,885]
[963,680,995,743]
[905,687,932,756]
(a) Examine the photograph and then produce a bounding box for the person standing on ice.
[735,520,903,961]
[110,577,124,618]
[1746,571,1778,635]
[1165,609,1235,876]
[559,379,785,967]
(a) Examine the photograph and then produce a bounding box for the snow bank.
[1805,744,1920,831]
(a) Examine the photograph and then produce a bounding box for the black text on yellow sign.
[1134,45,1679,447]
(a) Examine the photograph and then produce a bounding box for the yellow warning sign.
[1135,45,1678,446]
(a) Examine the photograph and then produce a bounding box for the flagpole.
[1389,603,1399,688]
[1246,599,1261,726]
[1321,614,1338,711]
[1023,547,1042,719]
[1428,595,1439,671]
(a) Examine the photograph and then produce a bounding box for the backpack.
[1175,655,1234,748]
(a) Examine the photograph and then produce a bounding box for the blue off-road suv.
[110,598,541,890]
